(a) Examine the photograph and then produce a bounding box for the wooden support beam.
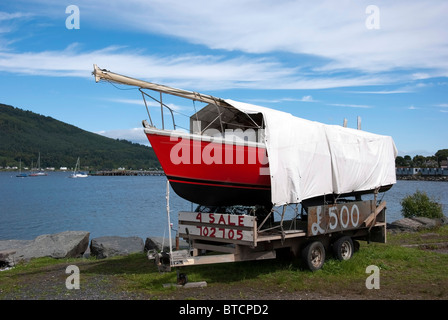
[363,201,386,227]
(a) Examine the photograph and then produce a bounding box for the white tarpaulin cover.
[224,99,398,206]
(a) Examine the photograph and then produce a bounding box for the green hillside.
[0,103,160,171]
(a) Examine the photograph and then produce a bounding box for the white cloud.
[96,127,149,145]
[0,45,400,90]
[249,95,317,104]
[71,0,448,75]
[106,98,146,106]
[299,96,314,102]
[349,89,412,95]
[2,1,448,90]
[328,103,372,109]
[0,11,33,21]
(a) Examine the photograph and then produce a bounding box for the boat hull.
[145,128,394,206]
[145,129,271,206]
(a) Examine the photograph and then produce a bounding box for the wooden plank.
[363,201,387,227]
[193,242,236,254]
[179,225,254,243]
[178,211,256,244]
[179,211,255,227]
[307,200,373,236]
[257,231,306,242]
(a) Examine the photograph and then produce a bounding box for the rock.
[90,236,144,259]
[411,217,440,229]
[0,250,16,268]
[144,237,171,252]
[145,236,190,252]
[389,218,424,232]
[388,216,447,233]
[0,231,90,267]
[0,240,33,251]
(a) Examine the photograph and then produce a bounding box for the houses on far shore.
[396,160,448,177]
[396,167,448,176]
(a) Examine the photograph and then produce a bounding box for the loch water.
[0,172,447,240]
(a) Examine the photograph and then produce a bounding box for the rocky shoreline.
[1,216,447,269]
[0,231,184,269]
[396,175,448,182]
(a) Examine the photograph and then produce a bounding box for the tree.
[412,155,426,167]
[435,149,448,166]
[403,155,412,167]
[395,156,406,167]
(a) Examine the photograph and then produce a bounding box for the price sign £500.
[309,202,366,236]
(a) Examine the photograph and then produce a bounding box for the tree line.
[395,149,448,168]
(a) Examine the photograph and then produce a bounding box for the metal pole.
[160,92,164,130]
[166,180,173,258]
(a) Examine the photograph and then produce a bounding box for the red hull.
[145,129,271,206]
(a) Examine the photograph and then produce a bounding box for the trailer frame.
[150,187,387,275]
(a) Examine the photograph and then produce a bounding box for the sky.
[0,0,447,157]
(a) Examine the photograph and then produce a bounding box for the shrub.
[400,190,444,219]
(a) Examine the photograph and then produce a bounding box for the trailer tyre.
[333,236,354,261]
[302,241,326,271]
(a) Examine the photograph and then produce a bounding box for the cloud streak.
[0,45,401,90]
[96,127,149,146]
[73,0,448,75]
[2,1,448,90]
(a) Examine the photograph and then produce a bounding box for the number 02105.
[196,225,244,240]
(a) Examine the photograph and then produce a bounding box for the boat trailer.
[149,182,387,281]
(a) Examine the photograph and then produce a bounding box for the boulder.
[389,218,423,232]
[440,216,448,225]
[144,236,189,252]
[90,236,144,259]
[388,216,447,233]
[144,237,172,252]
[0,231,90,267]
[411,217,440,229]
[0,240,33,251]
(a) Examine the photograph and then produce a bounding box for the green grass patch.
[2,226,448,299]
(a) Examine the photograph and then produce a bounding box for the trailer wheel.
[333,236,354,261]
[302,241,326,271]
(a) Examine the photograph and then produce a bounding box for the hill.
[0,103,160,171]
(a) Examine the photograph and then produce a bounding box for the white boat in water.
[29,152,47,177]
[69,157,88,178]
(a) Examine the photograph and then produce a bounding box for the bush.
[400,190,444,219]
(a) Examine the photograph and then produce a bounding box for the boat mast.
[92,64,230,108]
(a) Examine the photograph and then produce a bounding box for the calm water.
[0,172,447,240]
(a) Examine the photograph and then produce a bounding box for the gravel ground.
[1,233,448,301]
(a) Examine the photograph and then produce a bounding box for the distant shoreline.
[397,175,448,182]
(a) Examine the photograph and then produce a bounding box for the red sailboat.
[92,65,397,208]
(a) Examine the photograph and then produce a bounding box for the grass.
[1,225,448,300]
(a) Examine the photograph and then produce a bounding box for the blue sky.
[0,0,447,157]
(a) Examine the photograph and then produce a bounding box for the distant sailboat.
[69,157,88,178]
[16,159,27,178]
[29,152,47,176]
